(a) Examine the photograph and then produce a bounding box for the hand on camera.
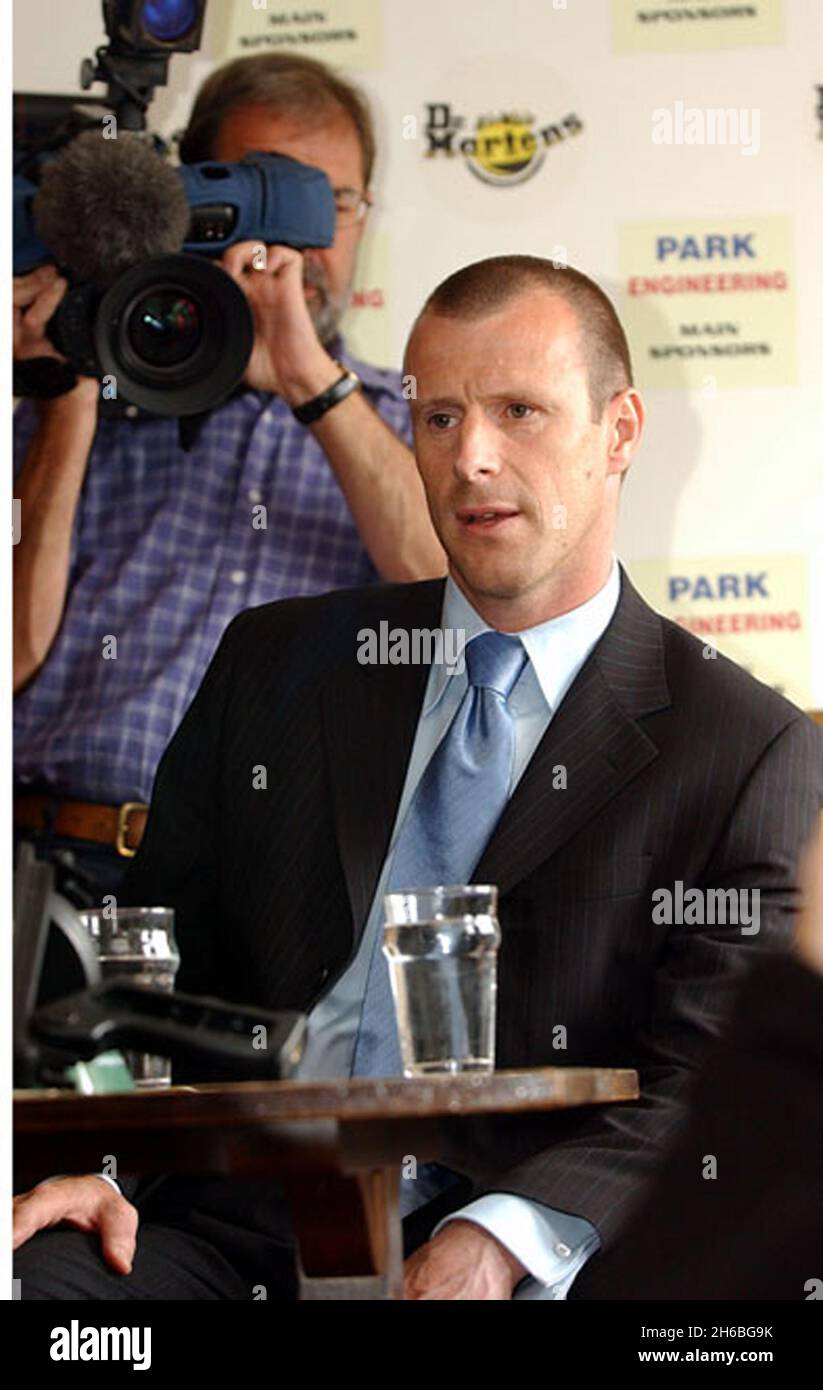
[13,265,98,404]
[13,265,69,362]
[219,241,340,406]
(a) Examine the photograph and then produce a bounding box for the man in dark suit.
[569,829,823,1301]
[13,256,823,1300]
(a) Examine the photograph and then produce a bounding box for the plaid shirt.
[14,340,411,804]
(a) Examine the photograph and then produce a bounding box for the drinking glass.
[382,885,500,1076]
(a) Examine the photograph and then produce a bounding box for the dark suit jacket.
[120,569,823,1259]
[569,950,823,1300]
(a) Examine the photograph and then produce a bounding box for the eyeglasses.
[333,188,371,228]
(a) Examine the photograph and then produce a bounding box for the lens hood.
[95,252,254,416]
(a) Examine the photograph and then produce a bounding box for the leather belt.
[15,795,149,858]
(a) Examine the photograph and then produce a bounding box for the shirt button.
[229,569,246,585]
[554,1242,571,1258]
[247,488,263,503]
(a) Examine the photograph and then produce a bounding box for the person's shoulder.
[651,595,820,748]
[225,578,446,664]
[610,569,816,749]
[660,607,798,707]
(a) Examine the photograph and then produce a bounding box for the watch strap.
[292,365,361,424]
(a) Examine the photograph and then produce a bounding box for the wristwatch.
[291,364,361,425]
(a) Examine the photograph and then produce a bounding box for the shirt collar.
[425,558,622,716]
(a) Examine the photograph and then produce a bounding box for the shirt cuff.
[434,1193,600,1298]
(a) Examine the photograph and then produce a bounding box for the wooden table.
[15,1066,638,1299]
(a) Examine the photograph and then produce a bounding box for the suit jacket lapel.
[474,571,671,895]
[321,580,445,938]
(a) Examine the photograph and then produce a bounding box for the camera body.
[14,151,336,416]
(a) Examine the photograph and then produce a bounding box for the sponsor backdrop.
[13,0,823,706]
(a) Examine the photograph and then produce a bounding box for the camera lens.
[127,289,202,367]
[96,253,255,416]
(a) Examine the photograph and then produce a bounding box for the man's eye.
[507,403,532,419]
[428,413,455,430]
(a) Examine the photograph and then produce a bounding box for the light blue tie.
[352,630,527,1080]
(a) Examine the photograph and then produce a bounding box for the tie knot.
[465,631,526,699]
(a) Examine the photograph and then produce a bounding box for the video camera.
[13,0,336,417]
[14,150,335,416]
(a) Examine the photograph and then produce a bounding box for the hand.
[13,1175,138,1275]
[795,823,823,976]
[13,264,69,362]
[219,241,340,404]
[403,1219,528,1300]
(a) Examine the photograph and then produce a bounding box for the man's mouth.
[455,506,520,532]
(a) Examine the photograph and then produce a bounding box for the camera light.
[141,0,200,43]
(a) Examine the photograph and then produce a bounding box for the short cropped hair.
[178,54,376,186]
[417,255,633,420]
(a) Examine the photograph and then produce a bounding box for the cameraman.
[13,55,445,898]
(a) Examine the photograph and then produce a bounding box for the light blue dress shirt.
[297,558,622,1299]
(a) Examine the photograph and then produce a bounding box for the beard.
[302,259,351,345]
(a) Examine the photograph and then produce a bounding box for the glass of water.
[382,885,501,1077]
[78,906,180,1087]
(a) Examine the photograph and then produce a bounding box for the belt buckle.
[116,801,147,858]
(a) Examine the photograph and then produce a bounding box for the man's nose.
[452,414,501,481]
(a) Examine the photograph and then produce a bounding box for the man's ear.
[353,193,372,247]
[606,388,645,477]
